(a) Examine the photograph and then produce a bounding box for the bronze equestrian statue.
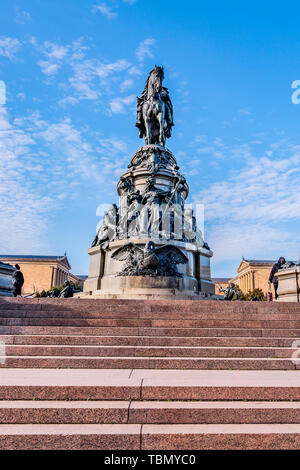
[136,66,174,146]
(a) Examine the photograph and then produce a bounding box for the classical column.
[54,267,59,286]
[50,267,55,288]
[251,271,254,290]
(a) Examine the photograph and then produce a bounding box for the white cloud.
[38,60,60,75]
[194,141,300,264]
[98,138,127,153]
[14,7,32,24]
[37,42,69,76]
[31,37,133,108]
[16,92,26,101]
[97,59,130,78]
[120,78,134,91]
[58,96,78,107]
[109,95,136,113]
[34,118,111,183]
[69,59,100,100]
[93,2,117,19]
[208,223,295,264]
[128,66,142,76]
[0,37,21,61]
[44,42,69,60]
[71,38,89,60]
[136,38,156,62]
[69,57,130,100]
[0,106,54,252]
[0,103,130,252]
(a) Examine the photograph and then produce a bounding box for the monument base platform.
[76,275,217,299]
[0,262,14,297]
[75,291,218,300]
[81,237,215,300]
[276,266,300,302]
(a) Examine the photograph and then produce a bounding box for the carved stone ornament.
[111,241,188,277]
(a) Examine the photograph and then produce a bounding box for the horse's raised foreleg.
[143,105,151,145]
[145,118,151,145]
[148,117,153,145]
[144,121,149,145]
[158,110,165,146]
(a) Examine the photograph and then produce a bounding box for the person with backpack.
[268,257,286,300]
[11,264,24,297]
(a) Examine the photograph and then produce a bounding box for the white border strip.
[0,341,5,365]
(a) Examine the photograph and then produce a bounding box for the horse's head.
[148,66,164,96]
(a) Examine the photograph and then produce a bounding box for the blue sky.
[1,0,300,278]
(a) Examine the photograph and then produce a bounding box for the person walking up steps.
[268,257,286,300]
[11,264,24,297]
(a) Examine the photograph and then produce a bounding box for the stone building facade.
[231,259,275,294]
[0,255,83,295]
[213,258,275,296]
[212,277,231,297]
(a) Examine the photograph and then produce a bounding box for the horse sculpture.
[136,66,174,146]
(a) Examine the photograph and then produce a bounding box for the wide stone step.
[2,298,300,313]
[140,327,300,338]
[2,310,300,320]
[2,325,300,338]
[1,400,300,425]
[1,423,300,449]
[0,334,298,347]
[0,401,130,424]
[141,424,300,450]
[0,318,151,327]
[0,356,297,369]
[0,424,141,450]
[1,344,297,358]
[2,317,300,328]
[0,326,140,336]
[129,401,300,424]
[1,369,300,400]
[0,369,141,400]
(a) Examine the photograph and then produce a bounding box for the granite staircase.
[0,297,300,449]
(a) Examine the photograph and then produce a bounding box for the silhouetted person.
[59,280,74,298]
[269,257,286,300]
[12,264,24,297]
[219,283,239,301]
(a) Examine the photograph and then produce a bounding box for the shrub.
[235,286,266,301]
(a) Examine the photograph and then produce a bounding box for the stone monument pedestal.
[276,266,300,302]
[0,262,14,296]
[82,246,105,293]
[78,66,215,301]
[77,237,214,299]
